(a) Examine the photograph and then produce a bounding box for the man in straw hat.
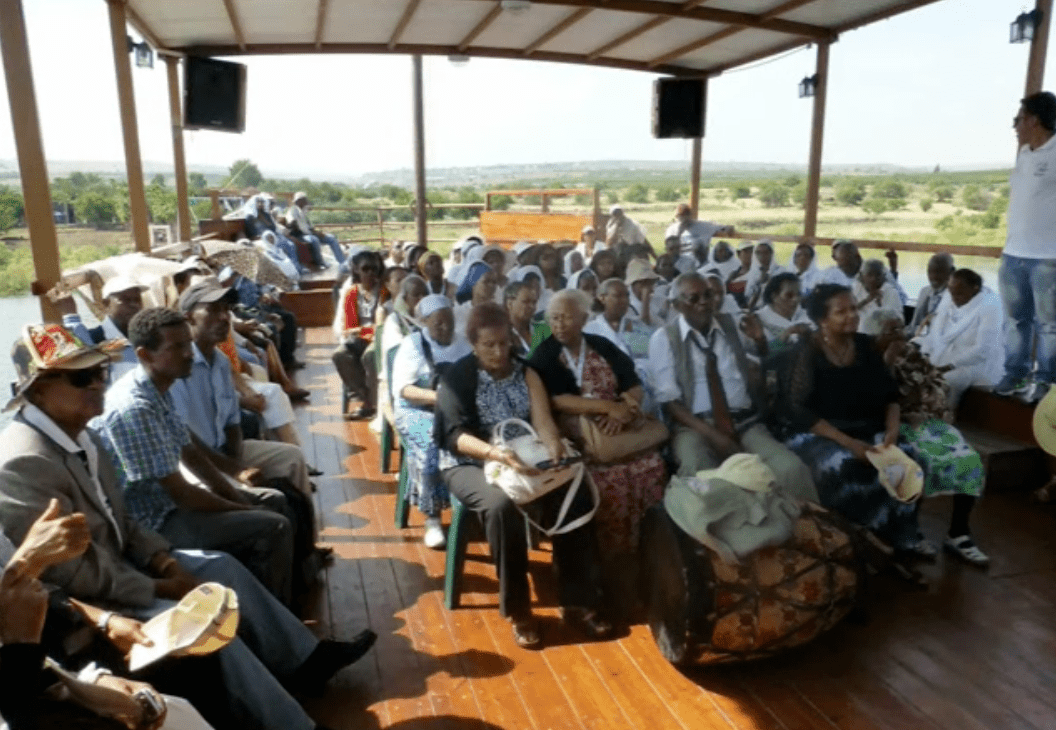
[0,322,375,730]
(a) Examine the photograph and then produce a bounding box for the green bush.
[872,180,908,199]
[920,196,934,212]
[624,184,650,204]
[834,180,867,206]
[930,182,955,202]
[728,184,751,201]
[75,192,121,226]
[491,195,513,211]
[0,188,24,233]
[790,182,807,206]
[655,185,680,202]
[862,197,905,215]
[757,182,789,208]
[961,184,990,211]
[145,186,178,224]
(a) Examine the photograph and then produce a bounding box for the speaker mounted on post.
[183,56,247,133]
[652,77,706,139]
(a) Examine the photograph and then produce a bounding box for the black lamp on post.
[126,35,154,69]
[799,74,818,98]
[1011,9,1043,44]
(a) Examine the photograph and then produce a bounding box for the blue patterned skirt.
[394,401,449,516]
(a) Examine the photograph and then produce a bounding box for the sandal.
[510,616,542,649]
[911,539,938,562]
[944,535,990,567]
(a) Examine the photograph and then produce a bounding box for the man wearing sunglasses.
[0,323,374,730]
[647,272,815,499]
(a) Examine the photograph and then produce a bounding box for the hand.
[885,249,898,273]
[240,392,266,413]
[93,675,167,730]
[539,431,567,463]
[740,313,765,342]
[494,447,540,476]
[706,431,742,461]
[8,499,90,581]
[238,467,266,487]
[0,565,47,644]
[103,615,153,657]
[153,564,200,600]
[597,415,624,436]
[52,294,78,316]
[882,430,899,448]
[605,400,635,426]
[846,438,876,462]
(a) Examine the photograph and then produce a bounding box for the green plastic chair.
[377,327,396,474]
[443,495,470,610]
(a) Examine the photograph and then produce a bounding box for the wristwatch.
[95,610,114,632]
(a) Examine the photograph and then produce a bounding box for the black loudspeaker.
[652,77,706,139]
[184,56,246,133]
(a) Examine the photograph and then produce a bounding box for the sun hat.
[865,445,923,503]
[625,258,660,287]
[6,324,116,411]
[177,277,238,313]
[695,453,776,494]
[1032,386,1056,455]
[416,294,452,320]
[127,582,240,672]
[293,191,308,203]
[581,225,595,235]
[513,241,533,258]
[609,204,623,215]
[101,275,149,299]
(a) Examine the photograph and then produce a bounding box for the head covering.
[416,294,453,320]
[217,266,236,283]
[241,194,264,219]
[176,256,203,274]
[417,250,443,278]
[737,240,755,252]
[293,191,308,203]
[102,275,148,299]
[513,241,533,259]
[609,204,623,215]
[482,245,507,270]
[7,323,114,411]
[581,225,595,235]
[177,277,237,313]
[564,249,584,277]
[567,268,597,291]
[393,274,426,321]
[625,258,660,287]
[455,261,492,304]
[508,265,542,285]
[755,239,774,252]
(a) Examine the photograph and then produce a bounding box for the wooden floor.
[290,327,1056,730]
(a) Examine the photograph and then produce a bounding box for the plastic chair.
[394,434,410,529]
[443,495,470,610]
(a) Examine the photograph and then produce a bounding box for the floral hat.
[7,323,117,411]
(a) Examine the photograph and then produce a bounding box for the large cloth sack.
[640,501,862,666]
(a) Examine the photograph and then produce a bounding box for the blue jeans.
[301,232,344,266]
[274,233,308,274]
[998,253,1056,382]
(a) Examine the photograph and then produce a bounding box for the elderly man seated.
[915,268,1004,408]
[663,203,729,271]
[285,192,346,270]
[0,322,375,730]
[907,253,955,336]
[59,276,149,382]
[647,272,815,499]
[853,259,903,332]
[605,205,649,249]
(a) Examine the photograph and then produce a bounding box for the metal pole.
[1026,0,1053,96]
[0,0,61,321]
[107,0,150,253]
[804,40,830,239]
[412,54,428,248]
[164,56,192,242]
[690,137,702,217]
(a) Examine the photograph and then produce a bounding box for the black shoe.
[307,464,324,476]
[561,607,613,640]
[343,406,375,421]
[285,360,307,371]
[288,631,377,695]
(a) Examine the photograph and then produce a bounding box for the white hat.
[737,240,756,252]
[1033,387,1056,456]
[695,453,776,493]
[513,241,533,257]
[865,445,923,503]
[609,204,623,215]
[101,275,148,299]
[128,582,240,671]
[581,225,595,234]
[416,294,453,319]
[293,191,308,203]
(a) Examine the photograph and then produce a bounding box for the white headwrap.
[416,294,452,320]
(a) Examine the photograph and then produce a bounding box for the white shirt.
[756,304,812,343]
[1006,135,1056,259]
[391,331,471,400]
[664,219,723,257]
[285,203,312,235]
[916,287,1004,385]
[332,280,379,338]
[606,216,647,246]
[24,404,122,547]
[575,240,608,260]
[852,280,903,331]
[648,315,752,416]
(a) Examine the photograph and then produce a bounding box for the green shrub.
[728,184,751,201]
[757,182,789,208]
[655,185,680,202]
[834,180,867,206]
[790,182,807,206]
[872,180,908,199]
[75,192,121,226]
[0,188,24,233]
[862,197,905,215]
[491,195,513,211]
[930,183,954,202]
[961,184,990,211]
[920,196,934,212]
[625,184,650,204]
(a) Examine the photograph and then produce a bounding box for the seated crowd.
[332,204,999,650]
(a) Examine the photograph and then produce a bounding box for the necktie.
[690,330,737,439]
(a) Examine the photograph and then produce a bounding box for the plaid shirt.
[91,366,190,531]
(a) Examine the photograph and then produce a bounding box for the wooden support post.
[1026,0,1053,96]
[541,193,550,213]
[803,40,830,240]
[165,56,192,242]
[412,55,428,249]
[690,137,702,217]
[0,0,61,321]
[107,0,150,253]
[376,207,385,246]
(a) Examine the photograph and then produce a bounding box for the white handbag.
[483,418,598,536]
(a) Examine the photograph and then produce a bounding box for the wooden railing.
[309,203,486,246]
[720,231,1002,259]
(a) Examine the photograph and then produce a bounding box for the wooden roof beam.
[389,0,422,50]
[524,7,593,55]
[586,0,706,60]
[125,2,165,50]
[647,0,822,67]
[314,0,330,49]
[457,3,503,52]
[221,0,246,51]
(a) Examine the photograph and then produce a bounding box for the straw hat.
[101,275,148,299]
[1032,386,1056,456]
[128,582,240,672]
[865,445,923,503]
[695,453,776,493]
[624,258,659,287]
[6,324,116,411]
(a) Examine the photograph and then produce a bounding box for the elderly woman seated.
[914,268,1003,409]
[778,284,928,557]
[392,295,472,549]
[756,272,813,351]
[852,259,903,331]
[435,303,611,648]
[505,281,550,357]
[862,308,989,565]
[529,291,667,566]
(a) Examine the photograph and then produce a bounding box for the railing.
[309,203,486,246]
[721,231,1002,259]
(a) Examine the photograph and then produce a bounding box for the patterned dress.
[577,350,667,558]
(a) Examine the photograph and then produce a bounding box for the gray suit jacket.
[0,415,170,608]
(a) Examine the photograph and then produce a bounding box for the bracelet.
[95,611,114,632]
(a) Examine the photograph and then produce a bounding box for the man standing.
[996,91,1056,402]
[285,192,346,269]
[663,203,730,269]
[647,273,815,500]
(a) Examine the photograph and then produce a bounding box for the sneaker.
[423,517,446,549]
[1021,381,1051,404]
[994,375,1031,397]
[910,539,938,562]
[944,535,990,567]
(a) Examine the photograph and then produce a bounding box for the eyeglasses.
[678,291,715,306]
[39,364,110,389]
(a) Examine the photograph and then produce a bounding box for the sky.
[0,0,1052,181]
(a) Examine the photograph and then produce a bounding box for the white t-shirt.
[1005,135,1056,259]
[664,219,723,257]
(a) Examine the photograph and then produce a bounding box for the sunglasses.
[679,291,716,305]
[38,364,110,389]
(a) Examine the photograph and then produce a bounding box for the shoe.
[288,631,377,695]
[1021,381,1051,404]
[285,387,311,402]
[307,465,324,477]
[344,406,375,421]
[910,539,938,562]
[510,616,542,649]
[561,607,614,640]
[285,360,307,371]
[994,375,1031,397]
[423,517,446,550]
[944,535,990,567]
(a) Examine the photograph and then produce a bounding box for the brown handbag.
[576,412,669,464]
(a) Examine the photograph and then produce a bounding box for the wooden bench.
[956,387,1049,491]
[479,211,594,245]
